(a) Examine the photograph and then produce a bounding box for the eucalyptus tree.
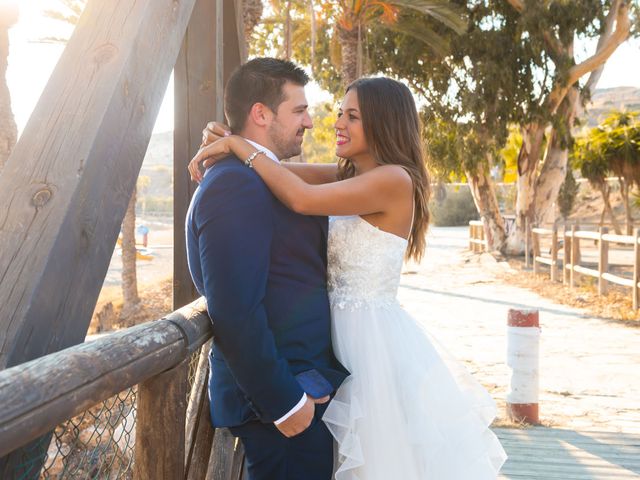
[371,0,638,253]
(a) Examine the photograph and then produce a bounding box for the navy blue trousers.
[229,405,333,480]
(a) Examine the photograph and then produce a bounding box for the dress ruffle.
[322,302,507,479]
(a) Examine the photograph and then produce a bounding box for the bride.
[189,76,507,479]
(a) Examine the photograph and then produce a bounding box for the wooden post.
[563,224,570,285]
[532,226,539,276]
[173,0,244,310]
[524,218,530,268]
[551,225,558,282]
[634,229,640,309]
[570,225,578,288]
[469,222,473,252]
[207,428,245,480]
[185,342,216,480]
[135,360,189,480]
[598,227,609,296]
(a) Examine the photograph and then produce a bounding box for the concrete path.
[399,226,640,434]
[399,226,640,478]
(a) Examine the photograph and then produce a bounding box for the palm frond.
[383,16,449,56]
[391,0,467,34]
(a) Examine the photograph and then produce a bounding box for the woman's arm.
[196,120,338,185]
[281,163,339,185]
[190,136,411,217]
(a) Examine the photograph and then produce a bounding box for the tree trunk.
[619,176,632,235]
[506,122,546,254]
[466,167,506,252]
[121,187,140,317]
[598,182,622,234]
[284,1,292,59]
[338,25,359,87]
[310,0,316,75]
[0,11,18,173]
[533,89,579,227]
[242,0,263,39]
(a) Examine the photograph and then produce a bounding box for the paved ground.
[399,226,640,434]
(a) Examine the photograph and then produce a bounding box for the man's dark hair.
[224,58,310,133]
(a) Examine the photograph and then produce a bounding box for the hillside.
[583,86,640,127]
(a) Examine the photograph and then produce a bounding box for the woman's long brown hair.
[337,77,431,262]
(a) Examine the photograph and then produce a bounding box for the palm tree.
[0,0,18,172]
[324,0,467,86]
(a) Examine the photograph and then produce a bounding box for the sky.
[6,0,640,137]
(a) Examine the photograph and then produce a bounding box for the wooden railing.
[532,225,640,309]
[469,220,487,253]
[0,299,245,479]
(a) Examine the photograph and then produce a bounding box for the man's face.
[267,82,313,159]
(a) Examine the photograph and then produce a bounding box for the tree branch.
[506,0,524,13]
[547,1,631,113]
[584,0,622,95]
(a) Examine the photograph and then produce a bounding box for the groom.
[186,58,348,479]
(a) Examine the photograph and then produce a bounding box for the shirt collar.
[245,139,280,164]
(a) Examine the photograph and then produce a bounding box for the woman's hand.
[188,136,236,183]
[200,121,232,148]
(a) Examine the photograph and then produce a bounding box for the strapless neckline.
[354,215,409,243]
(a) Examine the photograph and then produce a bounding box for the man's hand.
[275,395,330,438]
[201,121,232,148]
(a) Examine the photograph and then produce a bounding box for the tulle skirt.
[322,300,507,479]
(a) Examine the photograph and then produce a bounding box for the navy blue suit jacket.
[186,157,348,427]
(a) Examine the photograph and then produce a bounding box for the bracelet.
[245,150,265,169]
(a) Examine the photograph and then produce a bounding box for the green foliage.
[429,187,478,226]
[557,168,579,219]
[572,110,640,187]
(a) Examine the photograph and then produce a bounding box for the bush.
[429,188,479,226]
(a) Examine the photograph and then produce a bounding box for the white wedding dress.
[322,215,507,479]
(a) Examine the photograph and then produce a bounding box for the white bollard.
[506,309,540,424]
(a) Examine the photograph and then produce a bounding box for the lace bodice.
[327,216,407,310]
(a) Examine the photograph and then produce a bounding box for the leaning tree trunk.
[597,182,622,234]
[0,10,18,173]
[533,89,579,227]
[618,176,632,235]
[466,166,506,252]
[121,187,140,318]
[505,122,546,254]
[338,24,359,88]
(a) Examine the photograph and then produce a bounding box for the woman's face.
[334,89,369,161]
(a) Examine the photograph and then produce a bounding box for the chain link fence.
[6,348,203,479]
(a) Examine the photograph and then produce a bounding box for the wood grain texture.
[135,360,188,480]
[173,0,244,310]
[0,0,198,370]
[496,427,640,479]
[185,341,216,480]
[0,300,210,458]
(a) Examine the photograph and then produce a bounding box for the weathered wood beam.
[0,0,199,370]
[135,359,188,480]
[185,340,216,480]
[0,300,210,458]
[173,0,245,310]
